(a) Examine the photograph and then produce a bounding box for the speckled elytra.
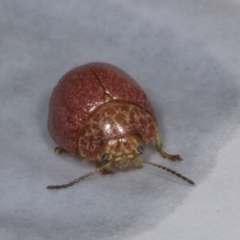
[47,62,194,189]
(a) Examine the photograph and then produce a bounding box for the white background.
[1,1,240,239]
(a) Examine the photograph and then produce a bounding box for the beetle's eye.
[102,152,110,162]
[137,145,144,155]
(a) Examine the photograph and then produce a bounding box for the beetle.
[47,62,194,189]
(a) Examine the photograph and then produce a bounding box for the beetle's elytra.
[47,62,194,189]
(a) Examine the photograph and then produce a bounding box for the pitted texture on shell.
[89,62,156,120]
[48,62,157,155]
[78,102,157,160]
[48,66,105,154]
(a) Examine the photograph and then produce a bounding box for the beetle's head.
[47,133,196,190]
[100,134,144,169]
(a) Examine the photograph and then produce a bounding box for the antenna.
[142,159,195,185]
[47,163,112,189]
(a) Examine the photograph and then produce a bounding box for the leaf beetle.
[47,62,194,189]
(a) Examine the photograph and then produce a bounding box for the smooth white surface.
[131,127,240,240]
[1,1,240,240]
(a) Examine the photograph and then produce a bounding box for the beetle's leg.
[55,147,68,155]
[155,131,182,162]
[135,157,143,168]
[96,161,114,175]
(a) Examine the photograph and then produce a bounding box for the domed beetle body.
[47,62,194,189]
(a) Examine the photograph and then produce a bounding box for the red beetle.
[47,62,194,189]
